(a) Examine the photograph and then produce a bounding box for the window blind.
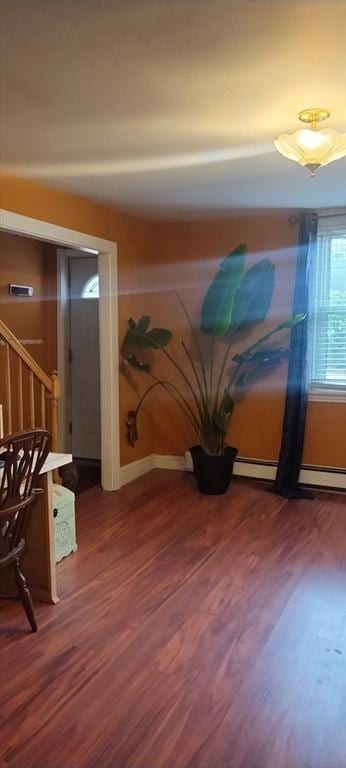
[310,215,346,389]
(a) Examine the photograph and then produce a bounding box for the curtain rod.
[318,212,346,219]
[288,211,345,225]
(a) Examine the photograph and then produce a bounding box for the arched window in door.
[82,274,99,298]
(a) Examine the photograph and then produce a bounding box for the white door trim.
[0,209,120,491]
[56,249,71,455]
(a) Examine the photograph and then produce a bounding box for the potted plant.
[121,244,304,494]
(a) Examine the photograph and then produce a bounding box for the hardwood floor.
[0,470,345,768]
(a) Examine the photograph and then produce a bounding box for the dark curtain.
[272,210,318,499]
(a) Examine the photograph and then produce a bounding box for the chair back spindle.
[0,429,51,632]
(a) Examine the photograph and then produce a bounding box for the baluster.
[5,342,12,434]
[49,371,60,452]
[40,383,46,427]
[29,370,35,428]
[18,357,24,430]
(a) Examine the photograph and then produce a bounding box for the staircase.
[0,319,60,449]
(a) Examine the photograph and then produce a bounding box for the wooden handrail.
[0,319,60,451]
[0,320,52,390]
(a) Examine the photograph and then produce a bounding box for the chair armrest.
[0,492,36,519]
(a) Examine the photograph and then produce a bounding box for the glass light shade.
[275,127,346,173]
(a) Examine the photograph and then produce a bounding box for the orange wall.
[143,214,297,460]
[147,217,345,468]
[303,401,346,468]
[1,175,345,469]
[0,174,156,465]
[0,231,57,372]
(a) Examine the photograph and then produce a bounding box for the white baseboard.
[234,460,276,481]
[121,452,345,491]
[155,452,278,479]
[156,452,346,490]
[155,454,186,471]
[299,467,345,489]
[120,454,155,487]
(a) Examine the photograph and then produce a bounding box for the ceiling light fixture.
[275,109,346,176]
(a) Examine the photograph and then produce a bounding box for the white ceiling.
[1,0,345,220]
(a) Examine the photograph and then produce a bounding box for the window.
[309,214,346,396]
[82,274,99,299]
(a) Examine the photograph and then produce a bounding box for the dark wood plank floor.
[1,470,345,768]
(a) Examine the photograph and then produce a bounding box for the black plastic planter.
[190,445,238,495]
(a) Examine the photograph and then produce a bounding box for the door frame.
[0,209,120,491]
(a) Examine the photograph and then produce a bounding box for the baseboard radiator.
[120,452,346,491]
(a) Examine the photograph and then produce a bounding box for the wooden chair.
[0,429,51,632]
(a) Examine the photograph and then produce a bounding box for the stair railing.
[0,319,60,450]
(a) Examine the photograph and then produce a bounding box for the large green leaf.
[230,258,275,334]
[126,354,151,373]
[232,314,306,363]
[200,244,246,337]
[219,389,234,414]
[212,411,228,433]
[125,410,138,446]
[212,390,235,436]
[123,317,172,349]
[237,347,289,367]
[231,348,290,398]
[135,316,151,334]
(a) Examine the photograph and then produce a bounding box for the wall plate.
[9,284,33,297]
